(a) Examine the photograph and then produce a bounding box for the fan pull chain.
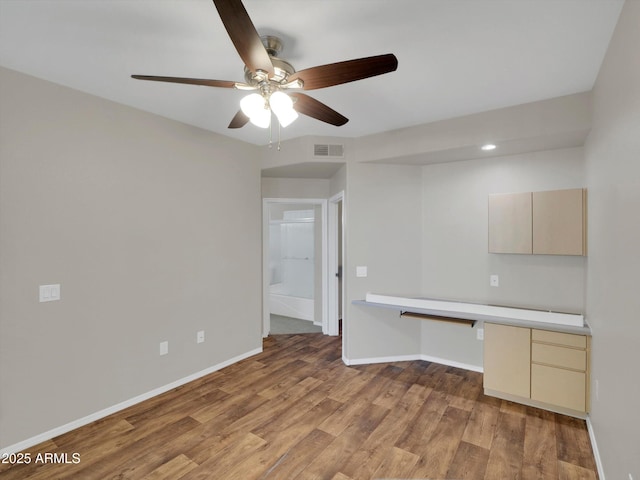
[277,120,282,151]
[268,115,273,149]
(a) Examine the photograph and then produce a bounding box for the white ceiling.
[0,0,624,147]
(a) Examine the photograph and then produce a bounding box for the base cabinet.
[483,323,530,398]
[483,323,590,416]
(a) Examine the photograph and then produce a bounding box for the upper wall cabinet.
[488,192,533,254]
[489,188,587,256]
[532,189,587,255]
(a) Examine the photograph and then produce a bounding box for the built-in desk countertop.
[353,293,591,336]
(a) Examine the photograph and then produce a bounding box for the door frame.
[327,191,344,337]
[262,198,328,337]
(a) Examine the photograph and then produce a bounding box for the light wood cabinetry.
[484,323,590,416]
[488,188,587,256]
[488,192,533,254]
[533,188,587,255]
[483,323,531,398]
[530,329,590,412]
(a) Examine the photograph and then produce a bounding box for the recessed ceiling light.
[481,144,497,151]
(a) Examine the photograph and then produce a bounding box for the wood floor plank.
[52,418,135,452]
[186,384,331,465]
[393,359,432,385]
[522,407,559,479]
[2,333,598,480]
[28,416,201,480]
[178,433,267,480]
[394,389,448,453]
[339,383,432,480]
[446,440,490,479]
[296,404,390,480]
[558,460,598,480]
[214,398,342,480]
[556,415,597,472]
[372,378,412,409]
[0,440,59,478]
[141,454,198,480]
[370,446,419,479]
[448,370,484,412]
[408,406,472,478]
[330,473,353,480]
[318,374,394,436]
[325,368,374,403]
[484,410,526,479]
[415,361,449,388]
[261,429,336,480]
[461,394,501,450]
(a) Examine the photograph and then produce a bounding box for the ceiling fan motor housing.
[244,36,296,87]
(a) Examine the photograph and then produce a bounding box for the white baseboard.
[344,353,422,366]
[586,417,605,480]
[343,353,483,373]
[419,354,483,373]
[0,347,262,456]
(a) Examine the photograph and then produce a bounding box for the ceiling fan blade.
[228,110,250,129]
[289,53,398,91]
[290,93,348,126]
[212,0,274,76]
[131,75,237,88]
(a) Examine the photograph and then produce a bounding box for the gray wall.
[420,147,586,368]
[0,67,262,449]
[261,177,330,199]
[345,162,423,360]
[584,1,640,477]
[343,147,586,367]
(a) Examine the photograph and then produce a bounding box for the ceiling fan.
[132,0,398,130]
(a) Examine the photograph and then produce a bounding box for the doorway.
[263,198,328,336]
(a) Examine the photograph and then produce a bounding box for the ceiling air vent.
[314,144,344,158]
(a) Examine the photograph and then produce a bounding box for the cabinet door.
[488,192,533,254]
[532,188,585,255]
[483,323,531,398]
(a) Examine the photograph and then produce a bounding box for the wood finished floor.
[0,333,598,479]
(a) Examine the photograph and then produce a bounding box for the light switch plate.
[197,331,205,344]
[39,284,61,302]
[490,275,499,287]
[159,341,169,356]
[356,266,368,278]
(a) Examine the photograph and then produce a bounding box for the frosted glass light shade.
[240,93,264,116]
[270,91,298,127]
[240,93,271,128]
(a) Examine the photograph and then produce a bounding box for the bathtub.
[270,287,314,322]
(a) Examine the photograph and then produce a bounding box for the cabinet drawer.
[531,364,586,412]
[532,329,586,348]
[531,343,586,371]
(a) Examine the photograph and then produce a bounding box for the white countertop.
[354,293,591,335]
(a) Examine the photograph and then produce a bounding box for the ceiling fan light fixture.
[270,91,298,127]
[241,93,271,128]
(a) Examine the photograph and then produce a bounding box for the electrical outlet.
[490,275,499,287]
[197,330,205,344]
[477,328,484,340]
[159,341,168,356]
